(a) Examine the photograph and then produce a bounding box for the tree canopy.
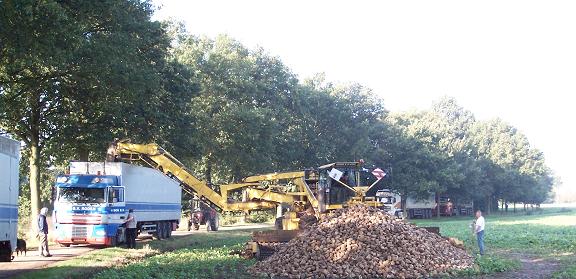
[0,2,553,225]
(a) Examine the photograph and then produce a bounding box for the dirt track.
[476,252,562,279]
[0,223,273,278]
[0,245,95,278]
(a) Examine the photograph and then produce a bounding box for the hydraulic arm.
[108,141,277,212]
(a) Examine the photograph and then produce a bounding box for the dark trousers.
[126,228,137,249]
[38,233,50,256]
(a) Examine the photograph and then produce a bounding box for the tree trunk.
[436,192,440,218]
[77,146,89,161]
[401,191,407,219]
[29,143,41,234]
[204,156,212,186]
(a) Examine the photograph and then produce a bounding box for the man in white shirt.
[475,210,485,255]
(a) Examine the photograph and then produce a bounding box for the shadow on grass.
[14,266,103,279]
[12,229,258,279]
[94,249,258,279]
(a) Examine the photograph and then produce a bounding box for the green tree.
[0,0,192,229]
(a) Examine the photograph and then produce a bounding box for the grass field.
[414,209,576,277]
[17,209,576,279]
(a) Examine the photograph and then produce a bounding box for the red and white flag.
[372,168,386,180]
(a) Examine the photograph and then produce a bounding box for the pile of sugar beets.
[251,205,474,278]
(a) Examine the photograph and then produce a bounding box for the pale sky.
[153,0,576,195]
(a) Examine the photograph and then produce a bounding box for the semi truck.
[375,189,436,219]
[0,136,20,262]
[53,162,181,246]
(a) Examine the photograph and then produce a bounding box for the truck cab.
[54,174,127,246]
[316,162,383,212]
[375,189,402,217]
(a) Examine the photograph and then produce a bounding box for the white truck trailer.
[53,162,181,246]
[405,194,436,219]
[0,136,20,262]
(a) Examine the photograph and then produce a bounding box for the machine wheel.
[274,217,283,230]
[206,216,218,232]
[213,214,219,231]
[206,219,213,232]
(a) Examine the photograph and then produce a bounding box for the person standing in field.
[475,210,485,255]
[37,207,52,257]
[124,209,137,249]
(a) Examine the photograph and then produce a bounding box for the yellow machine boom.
[108,141,277,212]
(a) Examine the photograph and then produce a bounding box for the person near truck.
[474,210,485,255]
[124,209,137,249]
[37,207,52,257]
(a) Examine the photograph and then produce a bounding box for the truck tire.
[163,222,170,239]
[154,222,163,240]
[167,222,173,238]
[159,222,165,239]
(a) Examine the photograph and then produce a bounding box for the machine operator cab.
[317,162,382,212]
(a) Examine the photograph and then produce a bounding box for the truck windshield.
[58,187,105,203]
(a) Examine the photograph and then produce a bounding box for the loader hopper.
[240,230,300,260]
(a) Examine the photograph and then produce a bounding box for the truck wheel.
[167,222,173,238]
[158,222,165,239]
[154,222,163,240]
[163,222,170,239]
[110,235,117,247]
[193,223,200,230]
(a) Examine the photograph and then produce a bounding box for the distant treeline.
[0,1,552,220]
